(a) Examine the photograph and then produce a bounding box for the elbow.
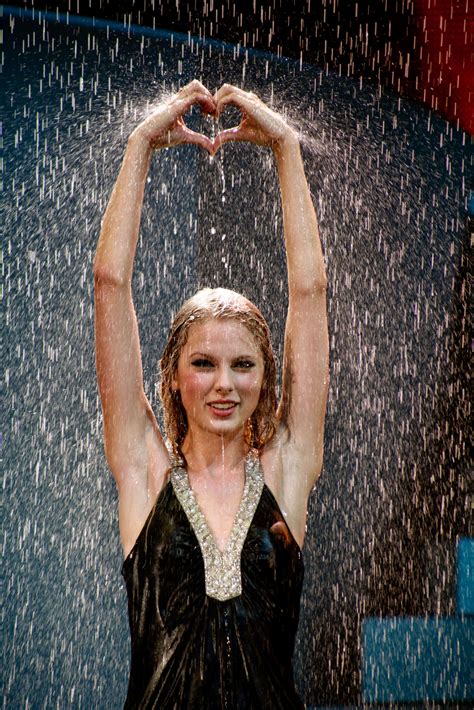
[94,265,128,289]
[314,269,328,293]
[290,276,327,300]
[314,275,328,295]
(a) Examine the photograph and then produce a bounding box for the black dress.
[122,453,304,709]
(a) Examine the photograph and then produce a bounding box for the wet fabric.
[121,464,305,709]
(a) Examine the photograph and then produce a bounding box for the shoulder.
[117,433,173,557]
[259,427,322,548]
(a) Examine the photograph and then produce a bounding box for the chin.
[207,420,245,438]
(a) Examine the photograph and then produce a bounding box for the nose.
[214,365,234,393]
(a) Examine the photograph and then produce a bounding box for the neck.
[181,428,248,477]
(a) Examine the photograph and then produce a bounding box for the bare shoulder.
[143,409,174,498]
[259,436,285,500]
[260,427,320,548]
[116,414,172,557]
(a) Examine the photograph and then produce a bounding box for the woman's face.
[172,318,264,441]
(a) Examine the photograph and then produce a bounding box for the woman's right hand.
[130,80,216,153]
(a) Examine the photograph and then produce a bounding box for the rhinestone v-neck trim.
[170,452,264,601]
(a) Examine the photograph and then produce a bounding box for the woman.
[94,80,329,709]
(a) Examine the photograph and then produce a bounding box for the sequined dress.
[122,453,304,709]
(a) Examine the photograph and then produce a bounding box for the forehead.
[183,318,261,356]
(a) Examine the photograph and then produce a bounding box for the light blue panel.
[457,538,474,615]
[362,617,473,702]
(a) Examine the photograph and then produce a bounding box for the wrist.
[128,125,155,153]
[272,131,301,163]
[126,128,155,169]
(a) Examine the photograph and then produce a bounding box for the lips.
[207,400,238,417]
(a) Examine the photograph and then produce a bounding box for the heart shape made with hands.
[184,103,244,154]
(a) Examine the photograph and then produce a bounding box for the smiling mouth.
[207,402,238,415]
[207,401,238,419]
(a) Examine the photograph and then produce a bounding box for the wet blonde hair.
[159,288,277,459]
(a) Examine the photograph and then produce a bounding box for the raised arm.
[272,133,329,484]
[94,81,215,552]
[213,85,329,540]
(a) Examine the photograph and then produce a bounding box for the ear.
[171,375,179,392]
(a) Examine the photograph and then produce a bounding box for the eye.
[234,360,255,370]
[191,358,214,368]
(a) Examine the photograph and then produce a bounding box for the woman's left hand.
[211,84,298,154]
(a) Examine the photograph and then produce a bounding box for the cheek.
[179,372,210,400]
[238,372,264,399]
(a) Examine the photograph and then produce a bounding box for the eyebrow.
[189,351,257,360]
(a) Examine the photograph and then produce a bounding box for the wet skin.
[172,319,265,444]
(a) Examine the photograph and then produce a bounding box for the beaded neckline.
[170,451,264,601]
